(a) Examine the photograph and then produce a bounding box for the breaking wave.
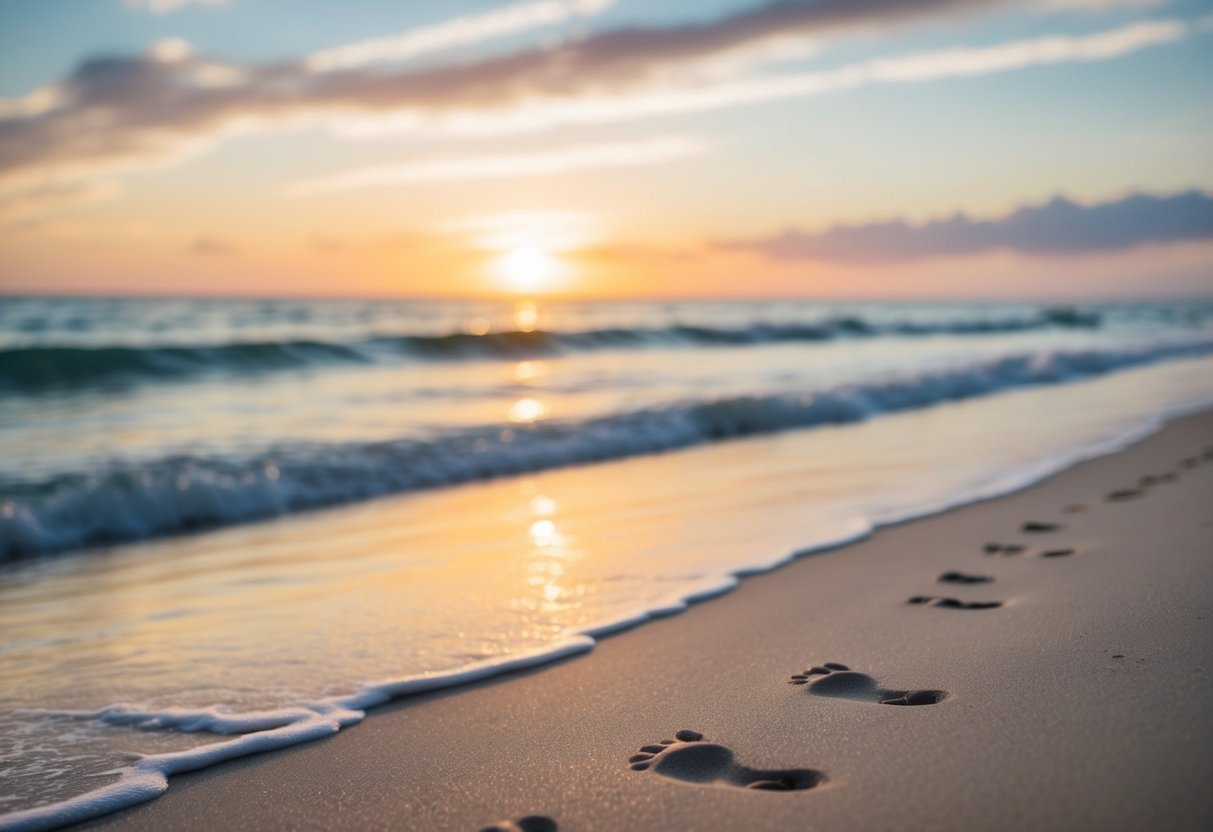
[2,337,1205,561]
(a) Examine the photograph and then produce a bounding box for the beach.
[6,0,1213,827]
[3,299,1212,831]
[66,409,1213,832]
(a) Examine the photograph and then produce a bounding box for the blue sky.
[0,0,1210,298]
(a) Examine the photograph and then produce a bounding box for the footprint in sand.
[1039,547,1077,558]
[479,816,557,832]
[983,543,1027,556]
[1106,488,1144,502]
[907,595,1002,610]
[1021,521,1062,533]
[628,729,824,792]
[787,662,947,706]
[938,570,993,584]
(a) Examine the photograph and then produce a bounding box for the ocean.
[2,296,1213,828]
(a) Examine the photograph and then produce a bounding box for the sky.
[0,0,1211,299]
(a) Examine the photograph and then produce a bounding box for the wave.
[0,340,371,394]
[1,337,1206,562]
[0,308,1100,395]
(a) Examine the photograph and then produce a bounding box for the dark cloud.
[726,191,1213,262]
[0,0,988,187]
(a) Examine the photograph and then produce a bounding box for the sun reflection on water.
[513,301,539,332]
[529,495,556,516]
[511,360,547,385]
[462,316,491,335]
[513,487,589,615]
[508,397,548,423]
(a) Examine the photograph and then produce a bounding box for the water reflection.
[462,316,491,335]
[508,397,548,423]
[511,360,547,385]
[530,495,556,516]
[529,519,565,548]
[519,487,585,614]
[513,301,539,332]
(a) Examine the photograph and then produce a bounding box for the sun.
[493,246,564,294]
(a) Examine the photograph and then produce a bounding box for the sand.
[76,411,1213,832]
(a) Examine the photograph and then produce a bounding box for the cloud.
[570,241,698,262]
[725,190,1213,262]
[859,19,1183,81]
[191,235,238,255]
[0,1,1193,195]
[288,135,703,195]
[6,219,151,239]
[308,233,346,252]
[1036,0,1168,10]
[307,0,615,72]
[126,0,228,14]
[0,180,118,228]
[0,0,995,188]
[440,210,600,251]
[379,18,1181,137]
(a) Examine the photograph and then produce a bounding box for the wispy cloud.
[288,136,703,195]
[862,18,1184,81]
[570,241,697,262]
[387,19,1185,135]
[0,180,118,229]
[440,210,600,251]
[125,0,228,15]
[0,0,999,190]
[308,0,615,72]
[1035,0,1169,10]
[190,235,239,255]
[725,190,1213,262]
[0,0,1194,197]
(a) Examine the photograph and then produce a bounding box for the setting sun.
[494,246,565,294]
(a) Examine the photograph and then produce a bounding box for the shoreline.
[2,373,1208,830]
[57,408,1213,832]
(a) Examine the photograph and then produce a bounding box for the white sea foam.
[0,638,593,832]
